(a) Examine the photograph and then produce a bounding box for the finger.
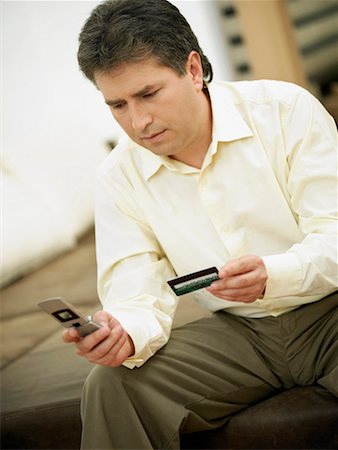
[94,331,129,366]
[209,270,258,291]
[207,274,266,302]
[109,337,134,367]
[108,315,124,330]
[76,325,111,354]
[219,255,261,277]
[211,286,263,303]
[62,327,81,343]
[84,324,124,362]
[92,310,113,327]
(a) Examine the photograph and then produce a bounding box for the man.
[64,0,338,448]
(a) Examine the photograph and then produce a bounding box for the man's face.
[94,53,211,163]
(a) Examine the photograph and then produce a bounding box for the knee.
[82,365,126,403]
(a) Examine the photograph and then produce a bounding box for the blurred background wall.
[3,0,337,160]
[2,0,233,150]
[217,0,338,119]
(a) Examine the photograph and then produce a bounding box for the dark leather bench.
[1,232,337,449]
[182,385,338,449]
[2,353,338,450]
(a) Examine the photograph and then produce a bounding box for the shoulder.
[96,135,145,188]
[216,80,329,132]
[97,135,133,176]
[217,79,313,107]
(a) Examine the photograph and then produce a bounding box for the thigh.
[126,314,282,430]
[81,313,284,449]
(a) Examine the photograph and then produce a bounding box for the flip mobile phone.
[37,297,102,337]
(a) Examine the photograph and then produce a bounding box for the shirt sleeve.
[94,151,178,368]
[263,87,338,302]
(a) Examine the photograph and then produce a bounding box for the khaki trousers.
[81,293,338,450]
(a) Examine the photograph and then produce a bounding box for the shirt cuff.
[122,332,168,369]
[262,252,303,298]
[110,309,171,369]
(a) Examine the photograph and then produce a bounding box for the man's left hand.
[207,255,267,303]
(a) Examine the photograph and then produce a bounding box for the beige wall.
[235,0,308,87]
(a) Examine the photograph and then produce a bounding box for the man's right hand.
[63,311,135,367]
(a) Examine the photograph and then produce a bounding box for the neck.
[170,89,212,169]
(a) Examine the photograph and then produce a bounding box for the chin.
[146,145,174,157]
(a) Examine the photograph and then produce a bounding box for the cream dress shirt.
[95,80,338,368]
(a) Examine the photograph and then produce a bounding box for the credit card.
[167,267,219,296]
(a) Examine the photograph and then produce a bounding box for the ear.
[186,51,204,91]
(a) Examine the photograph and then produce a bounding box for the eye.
[111,102,126,110]
[143,89,158,99]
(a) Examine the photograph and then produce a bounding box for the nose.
[129,104,152,132]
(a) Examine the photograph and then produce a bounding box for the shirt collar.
[140,81,253,180]
[209,81,253,142]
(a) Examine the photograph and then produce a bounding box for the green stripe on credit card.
[167,267,219,296]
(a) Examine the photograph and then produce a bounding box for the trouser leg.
[80,293,338,450]
[312,293,338,396]
[80,313,285,450]
[283,291,338,396]
[235,291,338,396]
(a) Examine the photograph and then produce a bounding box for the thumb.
[92,310,113,327]
[108,315,122,330]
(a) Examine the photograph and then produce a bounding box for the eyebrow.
[105,84,156,106]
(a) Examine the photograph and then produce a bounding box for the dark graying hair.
[78,0,213,84]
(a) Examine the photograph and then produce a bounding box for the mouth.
[141,130,166,143]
